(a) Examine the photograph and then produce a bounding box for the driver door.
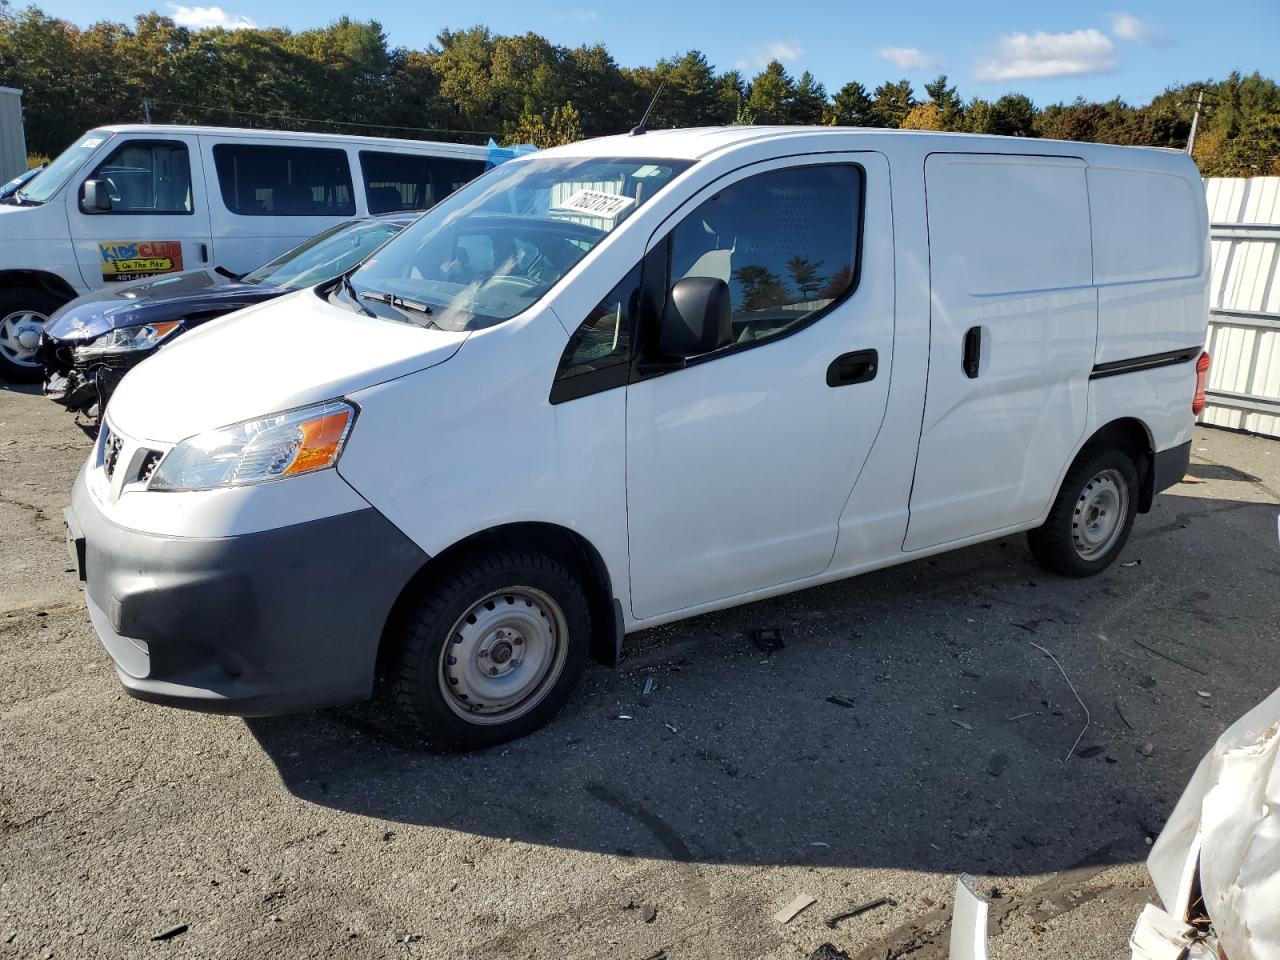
[626,153,894,620]
[67,134,212,292]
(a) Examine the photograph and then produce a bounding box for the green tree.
[923,73,963,129]
[733,264,788,310]
[786,255,826,298]
[791,71,828,124]
[871,78,916,127]
[747,60,795,124]
[828,81,876,126]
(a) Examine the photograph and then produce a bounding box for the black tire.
[389,548,592,751]
[0,286,65,383]
[1028,447,1140,578]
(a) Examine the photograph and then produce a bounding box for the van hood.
[47,270,281,341]
[107,288,469,443]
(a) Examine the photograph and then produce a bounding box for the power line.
[146,96,497,140]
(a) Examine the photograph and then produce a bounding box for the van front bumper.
[68,468,428,716]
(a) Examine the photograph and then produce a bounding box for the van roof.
[93,124,489,155]
[541,125,1188,165]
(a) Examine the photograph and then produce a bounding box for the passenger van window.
[668,165,861,350]
[360,151,486,213]
[84,141,192,214]
[213,144,355,216]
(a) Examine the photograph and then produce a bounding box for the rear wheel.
[389,548,591,751]
[0,286,65,383]
[1028,447,1140,577]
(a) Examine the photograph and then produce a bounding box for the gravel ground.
[1,381,1277,960]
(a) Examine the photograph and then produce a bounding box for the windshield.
[345,156,690,331]
[242,218,408,290]
[14,130,111,205]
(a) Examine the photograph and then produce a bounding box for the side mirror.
[81,179,111,213]
[657,276,732,359]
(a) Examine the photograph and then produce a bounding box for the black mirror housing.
[81,179,111,213]
[657,276,732,359]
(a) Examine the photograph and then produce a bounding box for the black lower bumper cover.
[1152,439,1192,496]
[70,472,428,716]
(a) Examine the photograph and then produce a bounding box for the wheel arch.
[0,269,80,304]
[1078,416,1157,512]
[377,522,623,679]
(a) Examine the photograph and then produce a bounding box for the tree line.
[2,3,1277,177]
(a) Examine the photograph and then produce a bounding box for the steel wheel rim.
[1071,468,1128,560]
[0,309,48,367]
[437,586,568,725]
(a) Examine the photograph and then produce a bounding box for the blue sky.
[35,0,1280,106]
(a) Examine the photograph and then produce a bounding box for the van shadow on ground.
[248,490,1280,876]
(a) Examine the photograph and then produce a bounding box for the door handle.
[199,243,209,263]
[963,327,982,379]
[827,349,878,387]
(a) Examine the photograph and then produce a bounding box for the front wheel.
[389,549,592,750]
[1028,448,1140,577]
[0,286,65,383]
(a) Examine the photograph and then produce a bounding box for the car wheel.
[390,548,592,751]
[1028,447,1140,578]
[0,286,65,383]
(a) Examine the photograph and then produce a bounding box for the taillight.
[1192,351,1211,415]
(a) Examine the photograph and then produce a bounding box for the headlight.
[149,400,356,491]
[75,320,182,357]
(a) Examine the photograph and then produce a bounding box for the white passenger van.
[65,127,1211,749]
[0,125,488,380]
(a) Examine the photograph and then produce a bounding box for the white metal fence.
[1201,176,1280,438]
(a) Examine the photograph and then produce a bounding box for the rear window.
[213,144,355,216]
[359,151,486,213]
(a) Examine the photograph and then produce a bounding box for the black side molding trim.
[1090,347,1201,380]
[1151,439,1192,498]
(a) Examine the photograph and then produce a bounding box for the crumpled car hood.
[46,270,281,342]
[1147,685,1280,960]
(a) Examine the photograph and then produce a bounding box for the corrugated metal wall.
[0,87,27,183]
[1201,177,1280,438]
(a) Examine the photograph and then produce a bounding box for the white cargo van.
[0,125,488,380]
[66,127,1211,749]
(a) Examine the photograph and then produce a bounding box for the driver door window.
[667,164,861,353]
[82,141,193,215]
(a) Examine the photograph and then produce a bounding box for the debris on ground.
[663,722,678,733]
[824,896,898,929]
[1132,639,1207,676]
[807,944,852,960]
[1141,742,1155,757]
[641,950,667,960]
[1075,744,1105,759]
[951,719,973,731]
[641,904,657,923]
[1029,641,1091,761]
[1122,559,1142,567]
[642,677,655,697]
[1115,699,1134,729]
[150,924,188,942]
[826,695,856,709]
[774,893,817,924]
[1197,690,1211,698]
[1006,712,1033,721]
[987,753,1008,777]
[751,628,784,654]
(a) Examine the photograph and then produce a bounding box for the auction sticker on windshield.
[551,189,636,222]
[99,241,184,282]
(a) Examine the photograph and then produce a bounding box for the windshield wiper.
[340,274,375,317]
[360,289,437,327]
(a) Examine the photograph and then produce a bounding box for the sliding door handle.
[963,327,982,379]
[827,349,878,387]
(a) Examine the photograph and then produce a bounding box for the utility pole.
[1186,89,1204,156]
[141,98,152,124]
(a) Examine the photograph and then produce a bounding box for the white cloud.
[1110,12,1168,46]
[738,41,805,71]
[975,29,1116,81]
[878,46,937,71]
[166,3,256,29]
